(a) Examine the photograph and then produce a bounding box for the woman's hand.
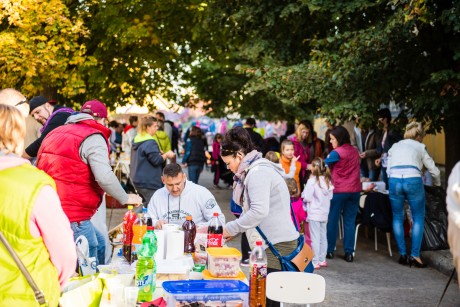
[223,228,234,242]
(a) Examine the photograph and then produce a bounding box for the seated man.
[148,163,225,229]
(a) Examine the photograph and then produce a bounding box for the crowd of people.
[0,87,450,305]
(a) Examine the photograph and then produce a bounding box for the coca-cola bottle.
[207,212,223,247]
[249,240,267,307]
[183,216,196,254]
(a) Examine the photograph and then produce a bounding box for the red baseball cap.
[81,100,108,119]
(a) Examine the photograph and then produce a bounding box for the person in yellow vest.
[0,104,77,305]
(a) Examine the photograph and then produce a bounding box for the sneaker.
[313,263,321,270]
[240,259,250,267]
[319,261,328,267]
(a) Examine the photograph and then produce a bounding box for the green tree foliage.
[188,0,460,175]
[0,0,206,108]
[0,0,93,99]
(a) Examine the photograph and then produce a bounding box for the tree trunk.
[444,115,460,186]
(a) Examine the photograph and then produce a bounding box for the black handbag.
[256,203,314,272]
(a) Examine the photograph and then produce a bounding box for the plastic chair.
[354,223,392,257]
[266,272,326,306]
[354,193,393,257]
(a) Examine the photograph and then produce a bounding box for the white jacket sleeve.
[422,147,441,186]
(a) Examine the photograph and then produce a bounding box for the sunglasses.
[15,100,28,107]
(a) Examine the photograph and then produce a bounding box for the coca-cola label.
[207,234,223,247]
[251,264,267,280]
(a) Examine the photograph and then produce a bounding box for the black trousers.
[233,214,251,260]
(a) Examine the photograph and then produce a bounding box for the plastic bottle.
[142,226,158,255]
[249,240,267,307]
[123,205,136,263]
[132,210,147,262]
[143,207,153,226]
[182,216,196,254]
[111,248,130,272]
[136,226,157,302]
[207,212,223,247]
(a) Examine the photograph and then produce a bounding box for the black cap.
[29,96,48,114]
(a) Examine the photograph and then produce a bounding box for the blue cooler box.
[162,280,249,306]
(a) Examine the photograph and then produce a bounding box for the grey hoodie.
[64,113,128,205]
[225,159,299,245]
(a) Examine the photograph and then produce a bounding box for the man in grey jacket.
[37,100,142,266]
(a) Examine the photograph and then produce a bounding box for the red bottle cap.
[147,226,154,231]
[213,212,219,217]
[256,240,262,246]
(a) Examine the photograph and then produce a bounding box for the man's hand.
[360,152,366,158]
[126,194,142,207]
[155,220,167,230]
[375,158,381,167]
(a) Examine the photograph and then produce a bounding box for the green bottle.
[135,226,157,302]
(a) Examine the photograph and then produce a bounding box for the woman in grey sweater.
[221,127,299,271]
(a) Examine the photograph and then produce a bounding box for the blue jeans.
[369,168,381,182]
[71,220,106,266]
[327,192,360,254]
[389,177,425,257]
[188,165,203,184]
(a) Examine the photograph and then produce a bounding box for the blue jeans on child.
[327,192,360,254]
[71,220,106,266]
[388,176,425,257]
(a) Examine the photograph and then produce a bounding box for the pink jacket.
[0,155,77,289]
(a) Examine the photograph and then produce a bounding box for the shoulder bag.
[0,229,47,306]
[256,203,314,273]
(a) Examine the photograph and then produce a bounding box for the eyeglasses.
[15,100,28,107]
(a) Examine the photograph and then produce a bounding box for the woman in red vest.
[324,126,361,262]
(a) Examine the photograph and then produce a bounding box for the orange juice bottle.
[131,208,147,262]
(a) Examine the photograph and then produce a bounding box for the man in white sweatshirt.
[148,163,225,228]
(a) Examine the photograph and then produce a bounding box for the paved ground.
[107,167,460,306]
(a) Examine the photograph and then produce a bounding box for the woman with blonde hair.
[130,115,175,207]
[0,104,77,305]
[289,123,310,184]
[387,121,441,267]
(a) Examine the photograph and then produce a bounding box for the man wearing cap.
[25,96,74,158]
[37,100,142,266]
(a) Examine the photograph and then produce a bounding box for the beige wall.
[423,131,445,165]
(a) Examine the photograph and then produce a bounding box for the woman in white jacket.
[302,157,334,269]
[387,122,440,268]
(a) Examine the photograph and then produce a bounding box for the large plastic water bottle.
[249,240,267,307]
[135,226,157,302]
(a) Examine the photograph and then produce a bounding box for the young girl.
[279,140,301,196]
[302,157,334,269]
